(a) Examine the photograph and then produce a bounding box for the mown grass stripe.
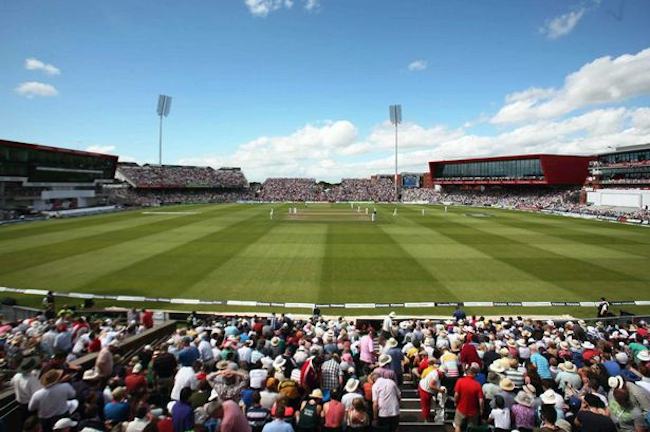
[0,204,244,276]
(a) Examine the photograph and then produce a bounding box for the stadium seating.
[3,299,650,432]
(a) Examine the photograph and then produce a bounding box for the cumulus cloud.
[491,48,650,124]
[407,59,427,72]
[244,0,318,16]
[85,145,116,154]
[14,81,58,98]
[540,8,585,39]
[25,57,61,75]
[179,106,650,182]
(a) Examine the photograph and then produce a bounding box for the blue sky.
[1,0,649,181]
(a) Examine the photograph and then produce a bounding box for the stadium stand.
[111,164,251,206]
[3,299,650,432]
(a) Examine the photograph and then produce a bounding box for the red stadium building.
[429,154,593,186]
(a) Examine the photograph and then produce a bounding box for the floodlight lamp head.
[157,95,172,117]
[389,104,402,125]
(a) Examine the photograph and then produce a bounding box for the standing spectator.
[418,361,445,422]
[262,405,294,432]
[28,369,76,432]
[453,364,484,432]
[204,398,252,432]
[345,397,370,430]
[171,387,194,432]
[371,373,401,432]
[95,340,118,378]
[575,393,617,432]
[141,308,154,329]
[358,328,375,374]
[322,389,345,432]
[247,391,271,432]
[296,389,323,432]
[385,338,404,385]
[511,391,535,432]
[321,354,343,394]
[12,357,42,421]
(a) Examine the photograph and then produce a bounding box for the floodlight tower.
[389,104,402,200]
[156,95,172,165]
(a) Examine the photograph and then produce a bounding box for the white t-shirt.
[419,370,441,394]
[489,407,511,429]
[28,383,75,419]
[171,366,198,401]
[11,372,42,404]
[249,368,268,389]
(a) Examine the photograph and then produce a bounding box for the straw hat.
[541,389,560,405]
[558,361,576,373]
[378,354,392,367]
[53,418,77,431]
[582,341,595,350]
[273,356,286,370]
[523,383,536,396]
[608,375,625,390]
[515,391,533,407]
[489,363,505,374]
[271,337,280,347]
[82,368,101,381]
[40,369,63,387]
[506,339,517,348]
[386,338,398,349]
[516,339,527,348]
[499,378,515,391]
[309,388,323,399]
[345,378,360,393]
[559,341,569,350]
[638,351,650,362]
[389,312,396,318]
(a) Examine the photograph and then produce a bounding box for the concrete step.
[400,398,420,409]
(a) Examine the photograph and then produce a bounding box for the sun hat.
[345,378,360,393]
[541,389,560,405]
[608,375,625,390]
[378,354,392,367]
[559,341,569,350]
[273,356,286,370]
[638,350,650,362]
[309,388,323,399]
[133,363,143,374]
[112,386,126,401]
[40,369,63,387]
[53,418,77,431]
[558,361,576,373]
[498,347,509,356]
[499,378,515,391]
[515,391,533,407]
[216,360,229,370]
[389,311,396,318]
[489,363,505,374]
[82,368,101,381]
[582,341,595,350]
[516,339,527,348]
[271,337,280,347]
[523,383,536,396]
[615,352,629,364]
[386,338,398,349]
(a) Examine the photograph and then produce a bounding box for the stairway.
[398,377,450,431]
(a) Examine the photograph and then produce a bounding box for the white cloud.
[244,0,318,16]
[85,145,116,154]
[492,48,650,124]
[304,0,320,11]
[14,81,58,98]
[179,106,650,182]
[25,57,61,75]
[540,8,585,39]
[407,59,427,72]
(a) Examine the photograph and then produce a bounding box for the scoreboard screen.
[402,175,420,188]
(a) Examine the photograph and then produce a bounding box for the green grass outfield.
[1,203,650,318]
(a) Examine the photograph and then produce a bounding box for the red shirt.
[88,338,102,353]
[142,311,154,329]
[459,344,482,368]
[454,376,483,416]
[156,417,173,432]
[124,373,146,394]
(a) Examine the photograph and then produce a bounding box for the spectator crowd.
[3,299,650,432]
[117,165,248,189]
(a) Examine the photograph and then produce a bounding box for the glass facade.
[435,158,543,179]
[599,149,650,164]
[0,143,116,182]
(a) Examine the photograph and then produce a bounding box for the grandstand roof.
[0,139,118,161]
